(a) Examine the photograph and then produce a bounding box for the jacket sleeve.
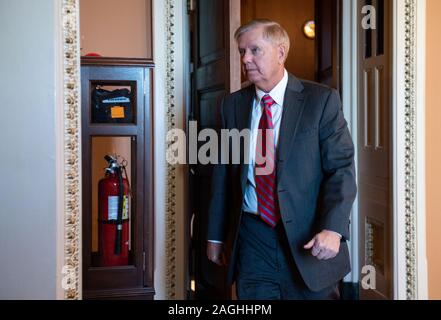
[317,89,357,241]
[206,98,229,242]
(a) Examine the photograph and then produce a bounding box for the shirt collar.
[255,69,288,107]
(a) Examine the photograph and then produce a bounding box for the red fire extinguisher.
[98,155,130,266]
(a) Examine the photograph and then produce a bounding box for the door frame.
[341,0,360,286]
[56,0,428,299]
[393,0,428,300]
[342,0,428,299]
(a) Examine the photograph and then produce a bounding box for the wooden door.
[358,0,393,299]
[315,0,342,92]
[188,0,240,300]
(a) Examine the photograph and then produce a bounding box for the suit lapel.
[236,87,255,194]
[235,86,255,131]
[276,75,307,180]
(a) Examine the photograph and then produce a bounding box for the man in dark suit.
[206,19,357,299]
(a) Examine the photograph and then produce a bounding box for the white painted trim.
[74,0,83,300]
[393,0,428,300]
[152,0,187,300]
[55,0,65,300]
[342,0,360,284]
[152,0,168,300]
[173,0,188,300]
[415,0,428,300]
[58,0,83,300]
[394,0,408,300]
[229,0,241,92]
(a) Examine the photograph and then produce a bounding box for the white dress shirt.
[242,70,288,214]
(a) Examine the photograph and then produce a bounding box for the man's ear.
[278,45,286,65]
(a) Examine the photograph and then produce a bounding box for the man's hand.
[303,230,341,260]
[207,242,228,266]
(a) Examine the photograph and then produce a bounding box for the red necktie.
[255,94,281,227]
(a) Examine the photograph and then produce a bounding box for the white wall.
[0,0,58,299]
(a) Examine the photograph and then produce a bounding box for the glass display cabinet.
[81,57,154,300]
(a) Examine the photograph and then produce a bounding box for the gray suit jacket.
[207,73,357,292]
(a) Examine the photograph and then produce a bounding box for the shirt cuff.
[326,230,342,238]
[207,240,223,244]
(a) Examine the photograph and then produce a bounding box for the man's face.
[237,26,285,92]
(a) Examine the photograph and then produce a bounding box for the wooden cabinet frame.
[81,58,154,300]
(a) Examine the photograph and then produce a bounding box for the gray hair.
[234,19,290,59]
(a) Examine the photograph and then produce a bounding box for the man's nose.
[241,50,252,64]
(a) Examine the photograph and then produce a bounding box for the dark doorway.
[188,0,342,300]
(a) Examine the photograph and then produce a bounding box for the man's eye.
[251,48,259,55]
[239,50,245,56]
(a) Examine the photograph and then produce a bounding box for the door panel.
[189,0,239,300]
[358,0,393,300]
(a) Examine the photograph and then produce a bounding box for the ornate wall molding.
[403,0,417,300]
[61,0,81,300]
[164,0,177,300]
